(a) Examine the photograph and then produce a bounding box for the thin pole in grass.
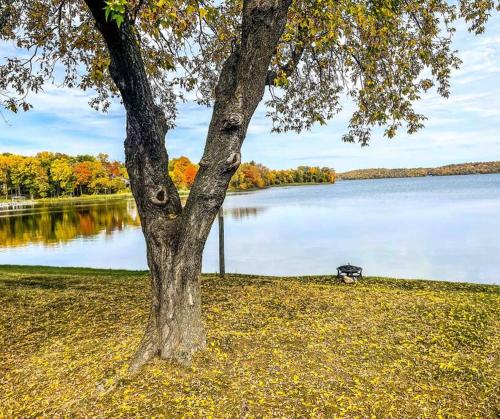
[218,206,225,278]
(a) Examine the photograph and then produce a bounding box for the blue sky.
[1,16,499,172]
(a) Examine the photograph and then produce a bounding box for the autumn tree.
[1,0,497,371]
[19,157,50,198]
[74,161,94,195]
[8,154,26,196]
[51,157,76,196]
[168,156,199,189]
[0,154,13,199]
[230,161,268,189]
[183,164,198,188]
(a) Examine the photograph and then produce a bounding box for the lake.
[0,174,499,284]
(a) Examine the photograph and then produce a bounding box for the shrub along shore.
[0,265,498,417]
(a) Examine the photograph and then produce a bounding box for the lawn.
[0,266,498,417]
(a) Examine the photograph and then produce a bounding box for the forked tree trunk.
[84,0,292,371]
[118,93,213,370]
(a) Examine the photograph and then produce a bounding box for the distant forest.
[168,157,335,191]
[0,152,335,199]
[338,161,500,181]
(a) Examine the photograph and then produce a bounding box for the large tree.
[1,0,497,371]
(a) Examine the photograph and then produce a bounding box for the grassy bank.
[0,266,498,417]
[38,192,133,201]
[0,183,330,206]
[0,190,190,205]
[0,192,133,204]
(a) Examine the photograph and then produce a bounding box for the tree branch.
[83,0,182,219]
[265,44,305,86]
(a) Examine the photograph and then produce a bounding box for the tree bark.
[129,236,206,371]
[84,0,292,371]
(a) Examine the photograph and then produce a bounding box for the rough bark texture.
[84,0,292,371]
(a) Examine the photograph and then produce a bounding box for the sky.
[0,16,499,172]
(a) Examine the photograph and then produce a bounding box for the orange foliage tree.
[168,157,199,190]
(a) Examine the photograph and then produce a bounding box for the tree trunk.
[84,0,292,371]
[129,230,206,372]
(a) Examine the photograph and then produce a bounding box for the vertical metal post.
[218,206,225,278]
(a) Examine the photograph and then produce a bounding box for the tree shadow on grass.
[0,276,78,290]
[0,278,68,290]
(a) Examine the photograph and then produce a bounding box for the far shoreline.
[337,161,500,181]
[337,171,499,181]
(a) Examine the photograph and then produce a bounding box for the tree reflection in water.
[0,199,140,247]
[0,199,266,247]
[223,207,266,220]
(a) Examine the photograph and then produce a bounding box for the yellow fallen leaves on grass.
[0,265,499,417]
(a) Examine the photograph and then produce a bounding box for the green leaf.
[104,6,111,21]
[113,14,124,28]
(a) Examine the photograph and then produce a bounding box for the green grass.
[37,192,135,203]
[0,266,498,417]
[0,192,133,204]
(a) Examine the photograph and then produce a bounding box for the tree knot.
[150,186,167,206]
[221,112,243,131]
[225,152,241,171]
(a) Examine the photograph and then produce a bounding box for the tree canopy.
[2,0,498,144]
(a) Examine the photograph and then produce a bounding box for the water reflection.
[0,200,140,247]
[0,200,268,248]
[224,207,266,220]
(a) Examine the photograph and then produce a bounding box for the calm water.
[0,174,499,284]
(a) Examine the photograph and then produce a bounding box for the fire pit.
[336,263,363,281]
